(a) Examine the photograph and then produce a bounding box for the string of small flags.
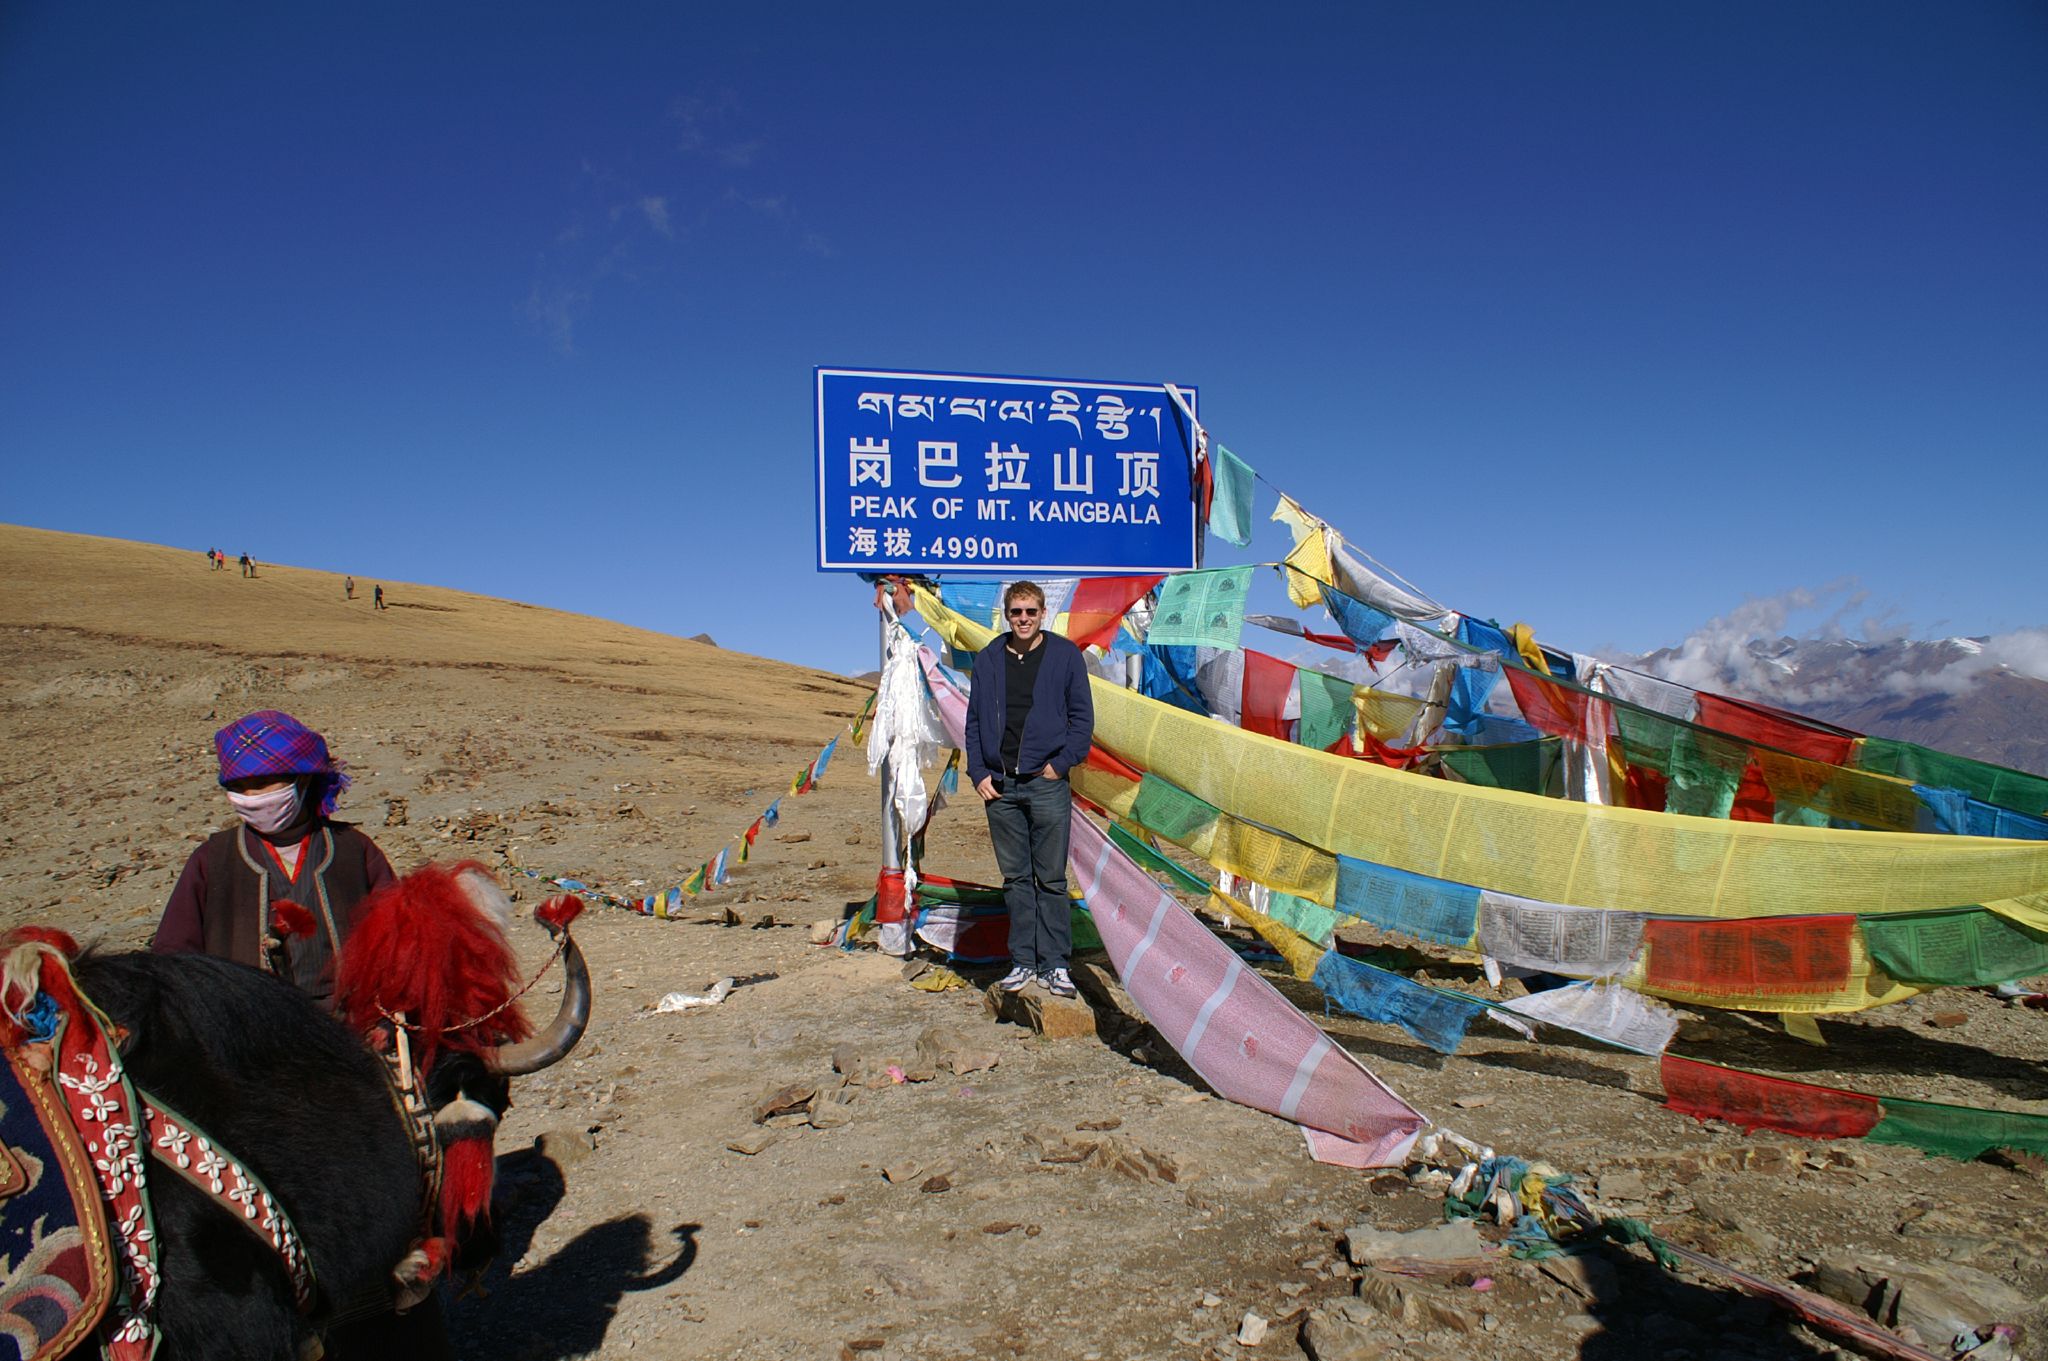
[512,689,876,919]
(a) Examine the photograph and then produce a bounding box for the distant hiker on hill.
[374,584,385,610]
[238,552,254,578]
[345,575,355,600]
[154,709,396,1008]
[966,580,1094,999]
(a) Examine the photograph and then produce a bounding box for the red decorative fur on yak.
[0,926,82,1047]
[335,860,534,1072]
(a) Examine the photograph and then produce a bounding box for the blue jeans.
[984,772,1073,973]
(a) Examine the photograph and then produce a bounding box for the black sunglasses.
[1007,606,1041,617]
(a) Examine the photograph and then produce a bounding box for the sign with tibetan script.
[815,367,1199,574]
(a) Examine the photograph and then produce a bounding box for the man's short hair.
[1003,580,1046,610]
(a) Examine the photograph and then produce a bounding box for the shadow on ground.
[449,1149,697,1360]
[1574,1244,1834,1361]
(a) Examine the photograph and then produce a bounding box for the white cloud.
[524,282,590,356]
[1630,582,2045,709]
[639,195,672,237]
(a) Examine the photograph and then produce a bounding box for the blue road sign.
[815,367,1199,574]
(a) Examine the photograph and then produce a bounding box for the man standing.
[966,581,1094,997]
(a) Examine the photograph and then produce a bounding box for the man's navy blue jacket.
[964,631,1095,785]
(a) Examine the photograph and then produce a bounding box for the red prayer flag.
[1624,761,1669,812]
[1643,915,1858,998]
[1729,758,1776,822]
[1241,650,1296,741]
[1695,693,1855,766]
[1065,574,1165,651]
[1327,730,1423,770]
[1082,744,1146,786]
[1662,1054,1881,1141]
[1504,667,1603,743]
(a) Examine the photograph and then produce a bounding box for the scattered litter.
[653,978,735,1013]
[910,965,968,992]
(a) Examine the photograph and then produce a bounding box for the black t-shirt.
[998,638,1047,774]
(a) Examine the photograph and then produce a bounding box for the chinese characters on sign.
[816,368,1198,573]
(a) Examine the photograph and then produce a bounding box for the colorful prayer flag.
[1209,444,1256,547]
[1147,568,1252,650]
[1065,574,1166,651]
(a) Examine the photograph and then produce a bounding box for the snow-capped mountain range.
[1631,634,2048,777]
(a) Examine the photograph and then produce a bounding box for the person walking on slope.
[153,709,396,1009]
[373,584,385,610]
[344,575,355,600]
[965,581,1094,998]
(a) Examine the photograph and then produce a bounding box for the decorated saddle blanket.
[0,1044,116,1361]
[1,941,161,1361]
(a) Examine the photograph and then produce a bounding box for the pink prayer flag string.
[920,648,1428,1167]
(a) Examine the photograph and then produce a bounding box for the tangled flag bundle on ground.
[515,691,875,918]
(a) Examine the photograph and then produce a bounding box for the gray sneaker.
[996,966,1034,992]
[1041,967,1077,998]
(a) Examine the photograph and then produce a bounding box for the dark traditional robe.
[154,821,395,1008]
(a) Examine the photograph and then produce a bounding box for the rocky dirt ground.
[2,525,2044,1361]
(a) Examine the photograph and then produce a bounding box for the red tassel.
[439,1136,495,1235]
[535,894,585,930]
[269,900,316,938]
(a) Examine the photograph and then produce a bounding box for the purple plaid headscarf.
[214,710,350,816]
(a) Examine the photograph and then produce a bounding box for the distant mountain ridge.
[1633,634,2048,778]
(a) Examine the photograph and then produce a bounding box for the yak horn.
[484,928,591,1076]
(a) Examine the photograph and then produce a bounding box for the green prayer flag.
[1861,906,2048,987]
[1438,739,1560,794]
[1209,445,1255,547]
[1106,821,1211,894]
[1266,891,1351,947]
[1868,1095,2048,1160]
[1855,737,2048,817]
[1132,774,1225,843]
[1147,568,1251,650]
[1296,669,1354,753]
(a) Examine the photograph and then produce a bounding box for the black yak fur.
[70,950,481,1361]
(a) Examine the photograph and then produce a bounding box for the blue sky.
[4,3,2043,676]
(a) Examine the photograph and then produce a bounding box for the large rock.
[982,982,1098,1039]
[1299,1299,1393,1361]
[915,1024,1000,1076]
[1343,1217,1487,1267]
[1354,1271,1486,1335]
[1811,1252,2032,1350]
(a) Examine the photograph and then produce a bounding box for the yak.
[3,861,591,1361]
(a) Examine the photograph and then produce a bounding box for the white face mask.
[226,783,303,835]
